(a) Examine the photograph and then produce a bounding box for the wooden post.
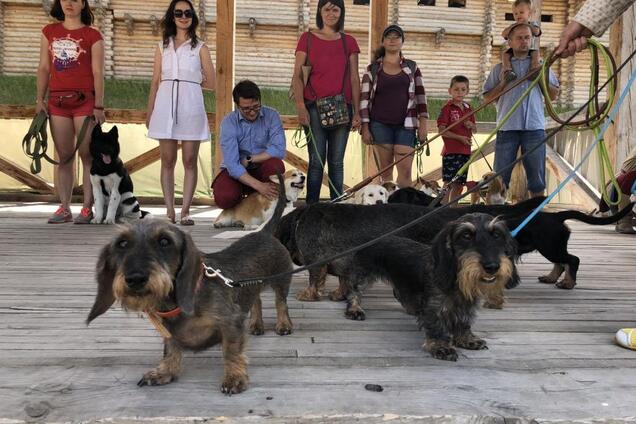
[214,0,235,177]
[614,5,636,170]
[365,0,389,180]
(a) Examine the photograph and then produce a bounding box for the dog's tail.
[552,201,635,225]
[261,173,287,234]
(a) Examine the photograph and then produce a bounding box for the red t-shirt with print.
[42,23,103,91]
[295,32,360,104]
[437,100,476,156]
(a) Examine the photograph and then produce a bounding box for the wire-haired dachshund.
[349,213,516,361]
[86,175,293,394]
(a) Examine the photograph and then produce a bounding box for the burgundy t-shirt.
[369,69,410,125]
[437,101,476,156]
[295,32,360,104]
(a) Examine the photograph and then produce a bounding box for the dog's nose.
[125,272,148,289]
[482,262,500,275]
[300,176,306,182]
[375,200,384,204]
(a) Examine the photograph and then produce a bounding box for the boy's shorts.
[442,154,471,183]
[47,91,95,119]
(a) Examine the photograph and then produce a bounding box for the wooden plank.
[545,145,600,208]
[0,154,53,193]
[214,0,235,177]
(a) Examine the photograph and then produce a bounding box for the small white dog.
[214,169,306,230]
[345,184,389,205]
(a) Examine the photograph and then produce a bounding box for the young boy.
[437,75,477,205]
[501,0,542,82]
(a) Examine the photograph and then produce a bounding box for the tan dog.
[508,161,528,204]
[214,169,305,230]
[415,177,442,197]
[380,181,399,196]
[345,184,389,205]
[471,172,507,205]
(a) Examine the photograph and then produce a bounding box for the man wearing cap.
[483,23,560,199]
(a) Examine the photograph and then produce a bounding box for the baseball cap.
[382,24,405,41]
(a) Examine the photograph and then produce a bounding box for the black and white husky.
[89,125,144,224]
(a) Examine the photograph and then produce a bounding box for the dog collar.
[154,307,182,319]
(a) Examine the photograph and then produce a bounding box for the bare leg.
[159,140,178,222]
[180,141,200,218]
[394,145,414,188]
[74,115,95,209]
[50,116,78,210]
[374,144,395,182]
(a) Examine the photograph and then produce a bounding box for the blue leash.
[510,64,636,237]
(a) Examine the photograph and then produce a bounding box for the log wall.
[0,0,615,102]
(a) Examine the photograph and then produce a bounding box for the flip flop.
[615,328,636,350]
[180,215,194,226]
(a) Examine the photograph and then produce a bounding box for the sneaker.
[74,207,94,224]
[47,206,72,224]
[615,328,636,350]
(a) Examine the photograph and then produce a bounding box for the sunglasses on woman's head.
[174,9,194,18]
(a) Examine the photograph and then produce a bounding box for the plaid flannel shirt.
[360,57,429,129]
[574,0,635,37]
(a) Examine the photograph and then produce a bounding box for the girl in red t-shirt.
[291,0,361,203]
[36,0,105,224]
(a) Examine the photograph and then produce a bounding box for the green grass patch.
[0,74,505,121]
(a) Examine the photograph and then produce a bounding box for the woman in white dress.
[147,0,215,225]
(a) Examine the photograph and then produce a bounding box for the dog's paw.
[137,369,176,387]
[555,279,576,290]
[537,275,558,284]
[104,217,116,225]
[430,346,458,362]
[90,218,102,224]
[221,373,249,395]
[249,322,265,336]
[345,306,366,321]
[295,287,321,302]
[328,288,347,302]
[455,337,488,351]
[275,320,293,336]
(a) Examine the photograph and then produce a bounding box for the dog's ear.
[91,124,102,138]
[87,244,117,324]
[269,174,278,183]
[108,126,119,137]
[175,230,202,316]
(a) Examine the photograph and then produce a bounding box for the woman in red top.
[292,0,361,203]
[36,0,105,224]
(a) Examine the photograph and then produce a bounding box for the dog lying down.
[349,213,515,361]
[214,169,305,232]
[89,125,146,224]
[342,184,389,205]
[87,175,294,394]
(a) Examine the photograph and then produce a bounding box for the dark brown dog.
[86,176,293,394]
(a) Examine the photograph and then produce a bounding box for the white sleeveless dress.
[148,38,210,141]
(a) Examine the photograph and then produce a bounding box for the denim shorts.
[369,120,417,148]
[442,154,471,183]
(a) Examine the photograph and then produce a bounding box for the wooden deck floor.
[1,203,635,423]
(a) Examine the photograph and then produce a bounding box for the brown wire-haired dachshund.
[348,213,516,361]
[86,175,293,394]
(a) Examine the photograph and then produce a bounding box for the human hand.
[417,128,428,145]
[350,112,361,131]
[461,136,472,146]
[361,125,373,145]
[93,109,106,125]
[257,181,278,200]
[297,104,310,126]
[464,120,476,131]
[554,21,593,59]
[35,100,48,116]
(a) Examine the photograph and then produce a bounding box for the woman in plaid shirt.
[359,25,428,188]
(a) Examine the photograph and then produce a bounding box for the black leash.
[225,46,636,288]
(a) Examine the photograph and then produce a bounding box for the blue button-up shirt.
[219,106,286,179]
[483,56,560,131]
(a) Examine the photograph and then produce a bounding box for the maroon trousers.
[212,158,285,209]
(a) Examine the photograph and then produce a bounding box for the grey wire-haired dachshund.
[86,175,293,394]
[348,213,516,361]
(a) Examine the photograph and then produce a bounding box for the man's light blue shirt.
[220,105,286,179]
[483,56,560,131]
